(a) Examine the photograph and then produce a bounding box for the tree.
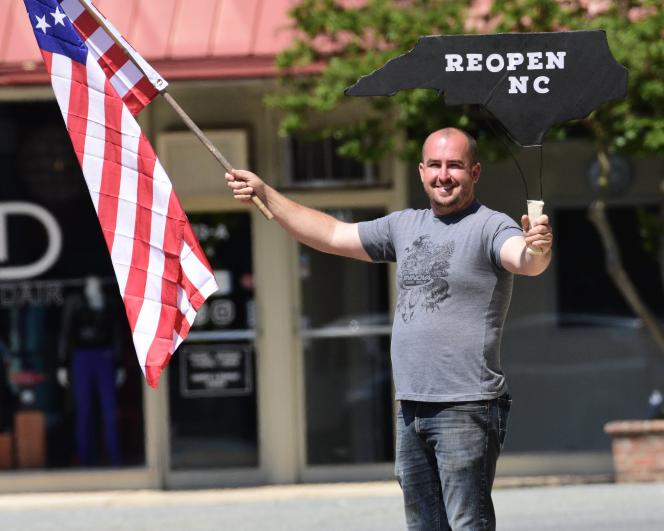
[269,0,492,161]
[489,0,664,350]
[270,0,664,352]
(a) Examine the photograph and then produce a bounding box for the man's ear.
[472,162,481,183]
[418,161,425,183]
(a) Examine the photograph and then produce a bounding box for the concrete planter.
[604,420,664,482]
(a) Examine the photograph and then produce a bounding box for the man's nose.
[437,169,452,182]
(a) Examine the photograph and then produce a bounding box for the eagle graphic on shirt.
[397,236,455,323]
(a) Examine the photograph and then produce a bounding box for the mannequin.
[57,277,124,466]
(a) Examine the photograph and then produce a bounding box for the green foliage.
[269,0,480,162]
[269,0,664,162]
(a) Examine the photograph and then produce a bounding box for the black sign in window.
[179,343,253,398]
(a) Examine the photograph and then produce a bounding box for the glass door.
[298,208,394,466]
[167,212,258,470]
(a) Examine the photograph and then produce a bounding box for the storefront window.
[299,208,393,465]
[168,212,258,469]
[556,205,664,317]
[0,102,145,470]
[304,335,393,464]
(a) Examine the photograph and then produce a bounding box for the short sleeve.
[358,213,398,262]
[483,213,523,269]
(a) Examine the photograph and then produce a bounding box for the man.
[226,128,553,531]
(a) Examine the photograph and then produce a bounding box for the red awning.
[0,0,299,86]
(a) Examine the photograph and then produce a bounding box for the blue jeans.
[395,395,511,531]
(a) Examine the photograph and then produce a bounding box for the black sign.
[179,343,253,398]
[346,30,628,146]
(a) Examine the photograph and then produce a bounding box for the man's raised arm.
[225,169,372,262]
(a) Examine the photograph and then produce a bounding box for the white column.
[253,214,300,483]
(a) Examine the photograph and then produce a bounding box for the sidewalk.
[1,480,663,531]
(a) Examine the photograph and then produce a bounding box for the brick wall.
[604,420,664,482]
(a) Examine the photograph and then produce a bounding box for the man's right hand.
[225,169,266,203]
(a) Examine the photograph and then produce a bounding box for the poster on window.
[179,343,253,398]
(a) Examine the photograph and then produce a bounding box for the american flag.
[23,0,218,388]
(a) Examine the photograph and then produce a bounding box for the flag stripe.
[144,194,184,386]
[177,281,196,323]
[68,60,91,169]
[70,7,97,40]
[123,134,155,334]
[122,77,159,116]
[130,142,172,372]
[59,0,84,21]
[110,105,141,297]
[110,60,143,98]
[101,45,131,78]
[81,54,108,211]
[86,26,114,57]
[96,78,124,251]
[183,222,214,273]
[47,52,71,120]
[180,239,219,306]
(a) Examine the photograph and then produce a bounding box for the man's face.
[418,132,480,216]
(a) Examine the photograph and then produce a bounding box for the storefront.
[0,74,409,491]
[2,0,664,494]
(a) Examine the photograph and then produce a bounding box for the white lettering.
[0,202,62,280]
[445,54,463,71]
[508,76,529,94]
[506,53,524,71]
[527,52,543,70]
[546,51,566,69]
[486,53,505,73]
[0,281,64,308]
[466,53,483,71]
[534,76,550,93]
[442,50,566,79]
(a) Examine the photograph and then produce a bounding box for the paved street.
[0,481,663,530]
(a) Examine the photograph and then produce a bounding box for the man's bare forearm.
[261,184,342,254]
[226,169,370,260]
[500,236,552,276]
[516,244,552,276]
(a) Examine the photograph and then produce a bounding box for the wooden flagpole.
[160,93,273,220]
[75,0,274,220]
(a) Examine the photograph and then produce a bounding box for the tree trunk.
[587,199,664,352]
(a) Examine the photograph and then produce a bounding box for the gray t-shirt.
[358,201,523,402]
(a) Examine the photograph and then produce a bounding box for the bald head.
[422,128,479,166]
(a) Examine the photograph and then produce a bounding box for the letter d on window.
[0,202,63,280]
